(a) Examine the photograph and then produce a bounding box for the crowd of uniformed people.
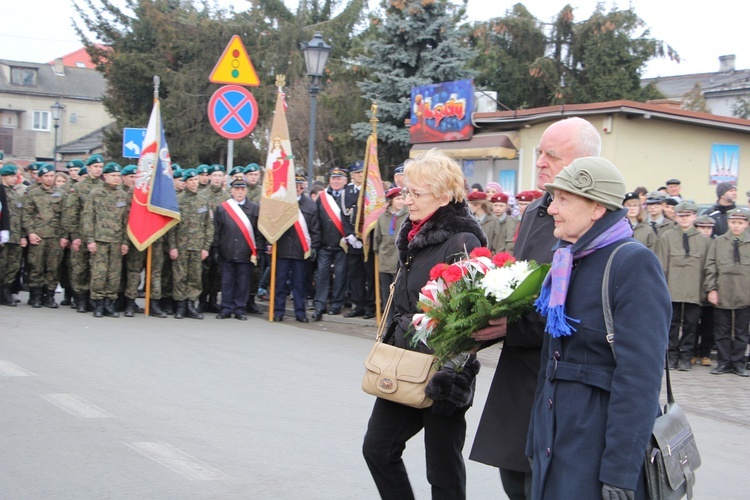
[1,155,749,375]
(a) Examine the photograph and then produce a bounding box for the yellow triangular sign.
[209,35,260,87]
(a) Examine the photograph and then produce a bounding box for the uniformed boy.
[0,163,27,306]
[82,162,130,318]
[705,208,750,376]
[693,215,717,366]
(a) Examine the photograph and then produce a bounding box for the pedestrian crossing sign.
[209,35,260,87]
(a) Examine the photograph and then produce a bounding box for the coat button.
[548,398,553,408]
[546,448,551,457]
[553,351,561,360]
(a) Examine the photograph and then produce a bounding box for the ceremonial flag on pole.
[258,82,299,243]
[356,104,387,259]
[127,92,180,251]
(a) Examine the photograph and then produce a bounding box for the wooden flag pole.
[268,244,277,322]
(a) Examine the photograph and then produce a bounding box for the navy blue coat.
[526,209,671,499]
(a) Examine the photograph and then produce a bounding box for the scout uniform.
[645,191,676,238]
[692,215,716,366]
[82,162,130,318]
[0,164,25,306]
[490,193,518,254]
[22,163,67,308]
[704,208,750,376]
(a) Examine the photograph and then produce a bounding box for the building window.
[10,67,37,86]
[32,111,50,131]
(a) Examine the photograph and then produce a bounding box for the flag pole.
[144,75,160,318]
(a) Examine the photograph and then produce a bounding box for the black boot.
[246,295,261,314]
[161,297,175,315]
[174,300,186,319]
[206,292,220,313]
[29,287,43,308]
[76,292,89,313]
[668,352,679,370]
[185,300,204,319]
[149,299,168,318]
[93,299,104,318]
[60,287,73,306]
[0,285,16,306]
[42,289,59,308]
[124,298,136,318]
[103,297,119,318]
[114,293,126,313]
[198,292,208,313]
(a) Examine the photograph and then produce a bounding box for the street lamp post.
[300,33,332,185]
[50,101,64,169]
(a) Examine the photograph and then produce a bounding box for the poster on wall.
[410,79,474,144]
[709,144,739,185]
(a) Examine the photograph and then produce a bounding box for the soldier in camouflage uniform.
[168,168,214,319]
[62,153,105,312]
[22,163,67,308]
[196,164,211,192]
[200,164,230,312]
[82,162,130,318]
[0,164,27,306]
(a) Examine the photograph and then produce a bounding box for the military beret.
[171,163,181,171]
[66,159,84,170]
[467,191,488,202]
[490,193,509,203]
[37,163,55,176]
[196,164,211,174]
[102,162,122,174]
[727,207,750,221]
[0,164,18,176]
[349,160,364,173]
[27,161,42,172]
[295,174,307,184]
[229,166,244,177]
[121,165,137,176]
[244,163,260,173]
[674,201,698,213]
[182,168,198,180]
[515,190,536,202]
[79,166,88,176]
[665,178,681,185]
[86,154,105,166]
[230,179,248,189]
[716,181,736,199]
[172,168,183,179]
[329,167,348,178]
[645,191,666,204]
[694,215,716,227]
[623,191,640,203]
[386,186,403,199]
[210,164,226,174]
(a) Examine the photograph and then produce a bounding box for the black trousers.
[219,260,252,315]
[669,302,702,360]
[362,398,468,500]
[694,305,715,358]
[347,250,375,314]
[273,257,307,319]
[713,307,750,370]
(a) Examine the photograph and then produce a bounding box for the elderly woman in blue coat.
[525,157,671,500]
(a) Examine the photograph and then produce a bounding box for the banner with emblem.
[258,78,299,243]
[127,87,180,251]
[356,104,387,258]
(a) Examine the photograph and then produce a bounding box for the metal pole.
[307,85,320,184]
[227,139,234,171]
[53,124,59,169]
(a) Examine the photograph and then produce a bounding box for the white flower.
[480,260,535,301]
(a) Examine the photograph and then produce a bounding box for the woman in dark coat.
[526,157,671,499]
[362,149,487,499]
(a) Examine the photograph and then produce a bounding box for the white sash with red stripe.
[222,199,258,265]
[294,210,311,259]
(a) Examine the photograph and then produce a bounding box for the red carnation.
[441,264,466,284]
[469,247,492,259]
[430,263,449,281]
[492,252,517,267]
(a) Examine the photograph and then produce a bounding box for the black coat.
[316,187,354,249]
[390,200,487,353]
[708,202,736,237]
[275,194,321,260]
[213,199,264,262]
[470,194,556,471]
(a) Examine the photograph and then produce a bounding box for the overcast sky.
[1,0,747,79]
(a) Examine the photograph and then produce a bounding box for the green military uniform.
[82,163,129,317]
[22,164,66,307]
[63,173,102,304]
[168,170,214,318]
[0,165,25,306]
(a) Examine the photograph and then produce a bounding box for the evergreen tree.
[354,0,476,166]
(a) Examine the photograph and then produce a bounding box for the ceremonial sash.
[294,211,312,259]
[321,191,345,236]
[222,199,257,265]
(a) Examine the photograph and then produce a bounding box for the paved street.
[1,299,748,499]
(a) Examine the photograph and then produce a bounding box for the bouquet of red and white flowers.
[411,247,549,369]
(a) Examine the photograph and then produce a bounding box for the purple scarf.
[535,217,633,338]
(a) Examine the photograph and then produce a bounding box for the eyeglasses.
[401,188,432,200]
